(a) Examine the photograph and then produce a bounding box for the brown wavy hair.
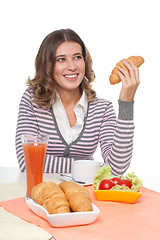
[27,29,96,109]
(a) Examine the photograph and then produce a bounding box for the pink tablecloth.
[1,186,160,240]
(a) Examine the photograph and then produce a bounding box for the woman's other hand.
[118,60,140,101]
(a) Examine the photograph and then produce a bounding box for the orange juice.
[23,142,47,197]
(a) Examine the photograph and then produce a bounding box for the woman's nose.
[67,59,77,71]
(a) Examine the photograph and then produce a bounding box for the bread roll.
[31,182,70,214]
[59,181,93,212]
[109,56,144,84]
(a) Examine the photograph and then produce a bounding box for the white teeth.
[65,74,77,78]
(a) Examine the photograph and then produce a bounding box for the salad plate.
[93,166,143,203]
[25,197,100,227]
[93,185,142,203]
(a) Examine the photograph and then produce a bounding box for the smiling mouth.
[64,74,79,79]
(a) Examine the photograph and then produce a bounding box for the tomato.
[111,177,121,185]
[99,179,115,190]
[118,179,132,189]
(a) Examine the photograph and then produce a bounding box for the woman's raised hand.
[118,60,140,102]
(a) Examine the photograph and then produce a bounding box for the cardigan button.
[64,146,70,157]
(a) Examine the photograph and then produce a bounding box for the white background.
[0,0,160,179]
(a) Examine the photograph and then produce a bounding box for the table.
[0,167,160,240]
[0,166,160,192]
[0,166,59,183]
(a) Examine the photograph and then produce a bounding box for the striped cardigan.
[15,87,135,175]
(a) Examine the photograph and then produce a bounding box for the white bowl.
[25,197,100,227]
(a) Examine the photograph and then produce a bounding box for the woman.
[15,29,139,175]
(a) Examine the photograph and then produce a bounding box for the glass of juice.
[21,134,49,197]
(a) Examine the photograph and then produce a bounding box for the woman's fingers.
[117,65,131,87]
[118,60,140,86]
[117,67,128,83]
[123,60,140,83]
[118,60,140,101]
[128,60,140,84]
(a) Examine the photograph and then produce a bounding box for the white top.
[52,91,88,144]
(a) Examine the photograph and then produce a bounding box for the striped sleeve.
[15,89,39,171]
[99,101,135,176]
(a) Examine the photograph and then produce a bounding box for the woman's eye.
[75,55,82,60]
[57,58,65,62]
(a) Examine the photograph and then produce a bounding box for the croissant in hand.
[59,181,93,212]
[31,182,70,214]
[109,56,144,85]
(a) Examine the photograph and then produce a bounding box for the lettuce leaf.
[94,166,112,190]
[110,185,132,191]
[124,172,142,192]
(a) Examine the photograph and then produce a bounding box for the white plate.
[25,197,100,227]
[59,174,93,186]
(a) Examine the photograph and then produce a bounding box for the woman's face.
[53,41,85,94]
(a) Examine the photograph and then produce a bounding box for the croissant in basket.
[109,56,144,85]
[31,182,70,214]
[59,181,93,212]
